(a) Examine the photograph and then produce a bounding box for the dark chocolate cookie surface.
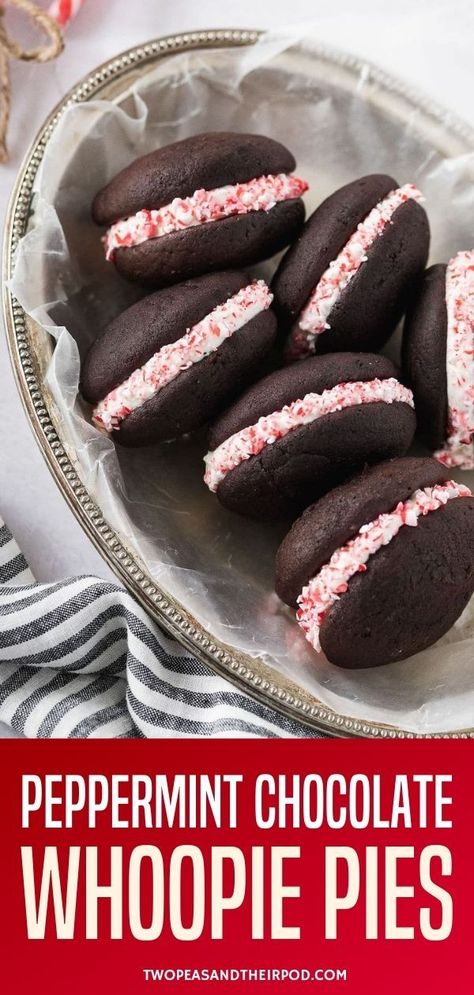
[81,271,247,404]
[117,309,276,446]
[275,457,450,608]
[275,456,474,670]
[207,354,415,520]
[402,264,448,450]
[93,132,297,225]
[272,174,430,355]
[215,402,416,520]
[114,200,304,288]
[313,198,430,354]
[319,495,474,668]
[81,271,277,446]
[94,132,306,287]
[208,353,398,449]
[272,174,396,332]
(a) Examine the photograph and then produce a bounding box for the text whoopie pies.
[403,248,474,469]
[93,132,308,287]
[81,271,276,446]
[271,173,430,359]
[275,457,474,668]
[204,353,416,520]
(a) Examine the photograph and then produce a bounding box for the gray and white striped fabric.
[0,519,322,739]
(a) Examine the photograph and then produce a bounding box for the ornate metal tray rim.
[4,28,474,739]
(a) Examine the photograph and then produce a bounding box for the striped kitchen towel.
[0,519,322,739]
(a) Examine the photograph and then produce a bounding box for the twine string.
[0,0,64,161]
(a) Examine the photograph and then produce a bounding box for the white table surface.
[0,1,473,737]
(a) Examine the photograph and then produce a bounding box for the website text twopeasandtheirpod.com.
[142,968,348,983]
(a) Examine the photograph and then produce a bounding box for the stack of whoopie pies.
[82,131,474,670]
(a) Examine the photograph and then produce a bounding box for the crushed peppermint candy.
[92,281,273,433]
[287,183,424,359]
[434,249,474,470]
[297,480,472,653]
[104,173,309,260]
[203,377,414,492]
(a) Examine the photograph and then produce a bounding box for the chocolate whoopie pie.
[403,249,474,469]
[81,271,277,446]
[275,457,474,668]
[93,132,308,287]
[204,353,416,520]
[272,174,430,358]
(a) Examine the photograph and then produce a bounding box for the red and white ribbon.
[47,0,84,27]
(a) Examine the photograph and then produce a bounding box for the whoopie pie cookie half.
[275,457,474,668]
[204,353,416,520]
[271,173,430,358]
[81,271,277,446]
[93,132,308,287]
[403,249,474,469]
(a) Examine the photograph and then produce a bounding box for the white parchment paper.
[11,30,474,733]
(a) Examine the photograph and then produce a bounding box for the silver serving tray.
[4,29,474,739]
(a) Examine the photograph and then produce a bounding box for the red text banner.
[1,739,472,994]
